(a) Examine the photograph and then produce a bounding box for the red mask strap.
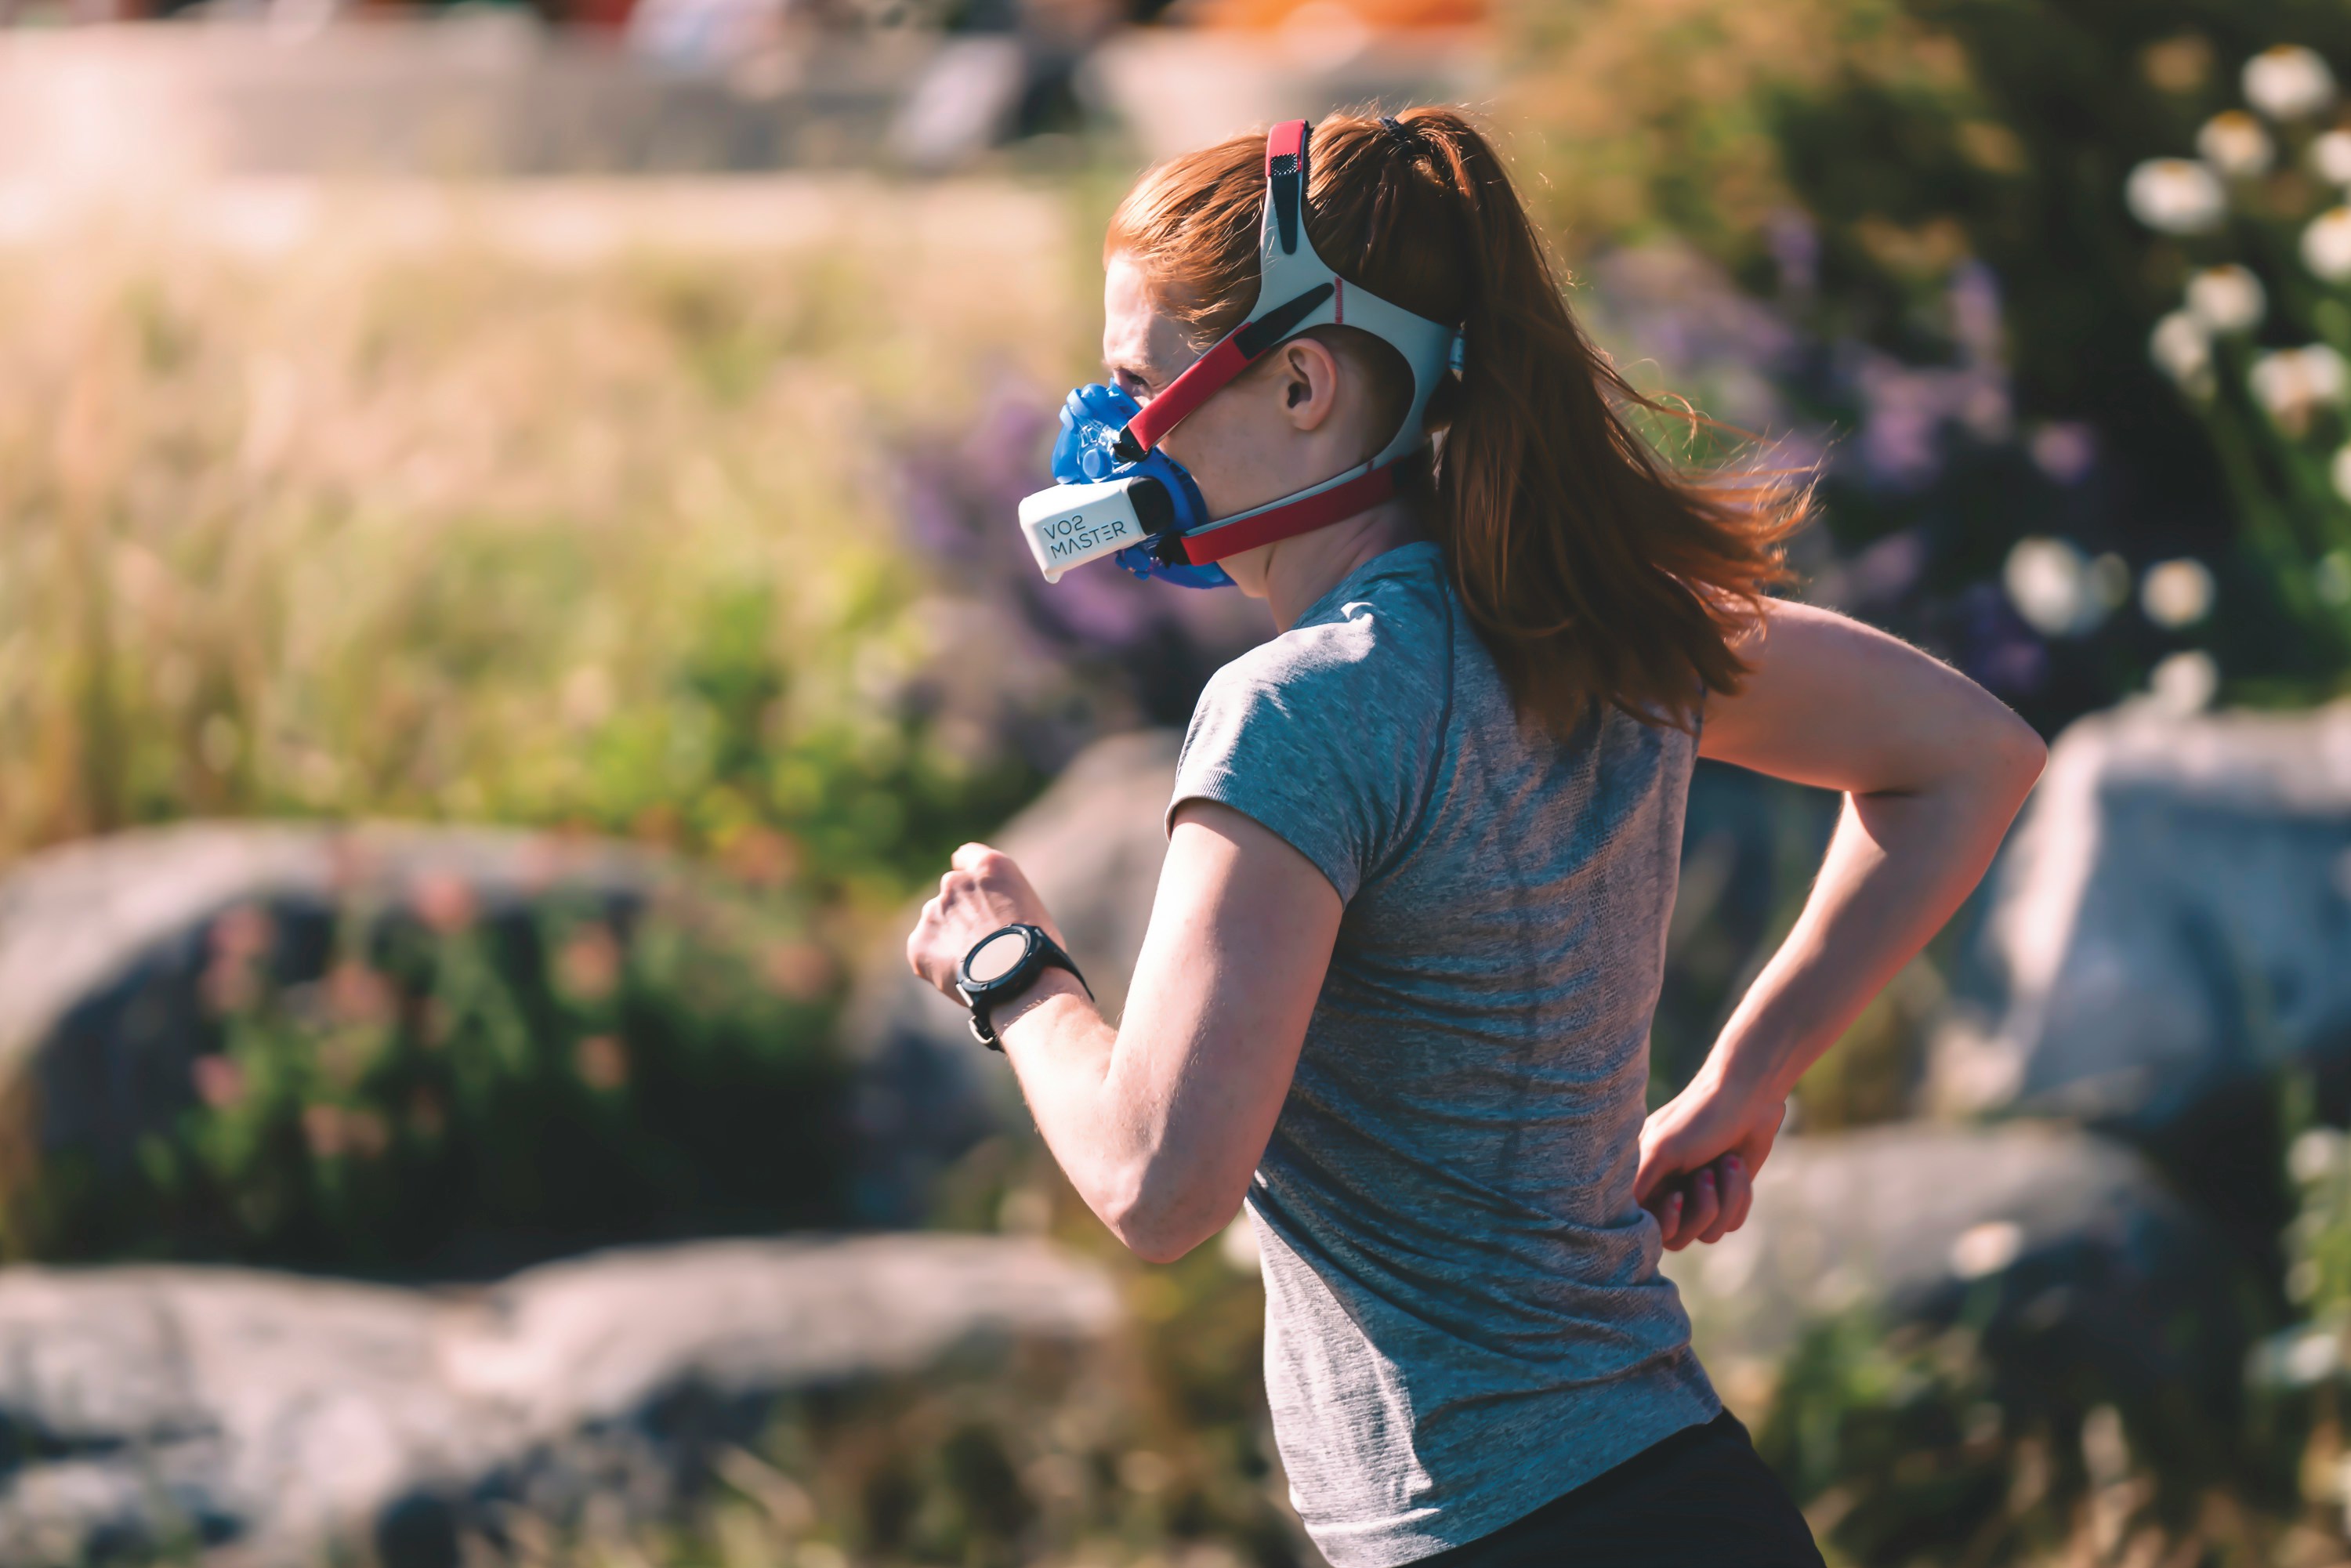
[1114,120,1316,462]
[1114,335,1250,460]
[1169,462,1400,566]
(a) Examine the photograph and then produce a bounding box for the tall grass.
[0,178,1091,904]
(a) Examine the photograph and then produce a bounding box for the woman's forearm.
[998,976,1279,1265]
[1699,755,2039,1105]
[908,810,1339,1266]
[1641,605,2046,1248]
[990,977,1173,1249]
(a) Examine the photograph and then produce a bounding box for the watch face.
[964,927,1034,987]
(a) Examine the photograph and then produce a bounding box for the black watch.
[956,923,1092,1050]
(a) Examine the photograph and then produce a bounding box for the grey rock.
[0,820,666,1190]
[1664,1123,2249,1423]
[842,729,1179,1222]
[0,1234,1118,1566]
[1925,697,2351,1134]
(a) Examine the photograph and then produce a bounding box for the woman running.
[907,107,2044,1568]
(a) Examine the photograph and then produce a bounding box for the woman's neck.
[1262,496,1427,631]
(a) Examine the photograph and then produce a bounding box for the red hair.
[1105,107,1806,732]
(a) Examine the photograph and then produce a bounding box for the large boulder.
[0,1233,1117,1566]
[842,730,1180,1221]
[1925,697,2351,1135]
[1665,1123,2251,1429]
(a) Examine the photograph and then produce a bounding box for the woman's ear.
[1276,338,1342,432]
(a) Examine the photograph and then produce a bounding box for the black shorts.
[1411,1411,1827,1568]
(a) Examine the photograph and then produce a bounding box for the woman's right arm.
[1635,599,2047,1249]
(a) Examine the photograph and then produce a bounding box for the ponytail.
[1106,108,1805,733]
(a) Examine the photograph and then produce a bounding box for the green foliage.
[2280,1075,2351,1320]
[1507,0,1915,261]
[1756,1311,2027,1565]
[1755,1305,2292,1567]
[2287,1138,2351,1322]
[14,882,850,1273]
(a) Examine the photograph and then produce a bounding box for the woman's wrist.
[1694,1020,1808,1114]
[991,968,1092,1047]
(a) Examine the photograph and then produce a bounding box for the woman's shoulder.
[1206,545,1454,713]
[1172,546,1457,900]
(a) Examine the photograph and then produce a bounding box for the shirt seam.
[1357,555,1458,895]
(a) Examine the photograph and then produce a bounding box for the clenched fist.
[1636,1070,1788,1250]
[906,842,1061,998]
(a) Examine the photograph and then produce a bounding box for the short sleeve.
[1167,581,1451,905]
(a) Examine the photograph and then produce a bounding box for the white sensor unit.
[1016,476,1171,582]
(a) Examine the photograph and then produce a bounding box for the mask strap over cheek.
[1115,289,1336,460]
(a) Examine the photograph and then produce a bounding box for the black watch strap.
[957,923,1092,1050]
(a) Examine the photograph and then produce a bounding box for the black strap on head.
[1232,282,1335,357]
[1270,120,1310,256]
[1378,114,1418,152]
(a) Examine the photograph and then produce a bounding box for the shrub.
[13,872,852,1273]
[1512,0,2351,725]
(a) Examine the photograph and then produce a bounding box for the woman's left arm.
[1636,599,2049,1250]
[907,800,1340,1263]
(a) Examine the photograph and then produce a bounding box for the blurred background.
[7,0,2351,1563]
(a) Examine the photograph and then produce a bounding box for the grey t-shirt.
[1169,541,1719,1567]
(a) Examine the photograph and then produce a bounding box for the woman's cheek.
[1158,429,1219,511]
[1165,412,1257,518]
